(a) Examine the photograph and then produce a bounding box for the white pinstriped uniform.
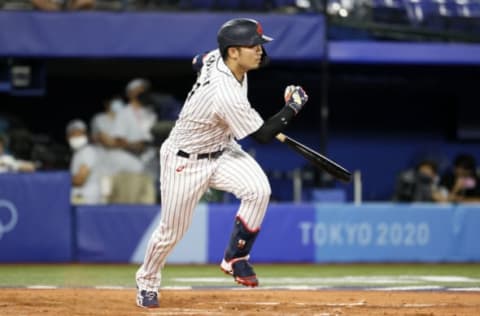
[136,49,271,291]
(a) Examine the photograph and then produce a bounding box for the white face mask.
[110,99,124,113]
[69,135,88,150]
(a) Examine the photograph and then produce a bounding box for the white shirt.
[91,112,143,174]
[70,144,104,204]
[112,104,157,143]
[91,112,115,138]
[0,153,19,173]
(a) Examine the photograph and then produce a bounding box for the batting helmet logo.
[256,23,263,36]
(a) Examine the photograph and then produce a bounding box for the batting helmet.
[217,18,273,59]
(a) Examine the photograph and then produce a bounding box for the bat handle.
[275,133,287,143]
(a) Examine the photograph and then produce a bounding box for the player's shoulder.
[192,49,219,74]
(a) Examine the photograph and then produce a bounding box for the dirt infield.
[1,288,479,316]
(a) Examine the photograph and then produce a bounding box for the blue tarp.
[2,11,480,63]
[329,41,480,65]
[0,11,325,60]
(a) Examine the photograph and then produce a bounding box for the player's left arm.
[251,85,308,144]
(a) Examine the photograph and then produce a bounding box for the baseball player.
[135,18,308,308]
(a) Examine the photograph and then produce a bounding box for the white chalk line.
[18,283,480,292]
[200,300,480,309]
[171,275,480,285]
[142,309,223,316]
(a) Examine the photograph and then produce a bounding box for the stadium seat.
[370,0,410,24]
[466,1,480,17]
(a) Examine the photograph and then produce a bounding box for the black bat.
[276,133,352,183]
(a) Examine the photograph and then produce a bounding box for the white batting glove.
[284,85,308,114]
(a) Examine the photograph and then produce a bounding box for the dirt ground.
[1,289,479,316]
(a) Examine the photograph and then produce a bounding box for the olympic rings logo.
[0,199,18,240]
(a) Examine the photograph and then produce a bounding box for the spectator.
[90,95,124,148]
[111,78,157,178]
[89,95,154,204]
[393,159,448,202]
[90,95,143,174]
[66,119,104,204]
[103,79,158,204]
[0,133,36,173]
[440,153,480,203]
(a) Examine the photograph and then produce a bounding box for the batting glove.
[284,85,308,114]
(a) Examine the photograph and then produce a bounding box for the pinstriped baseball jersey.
[168,49,264,153]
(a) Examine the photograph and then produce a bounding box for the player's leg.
[136,147,213,306]
[210,147,271,287]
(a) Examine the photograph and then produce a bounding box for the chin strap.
[260,46,270,67]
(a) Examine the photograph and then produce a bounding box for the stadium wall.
[0,172,479,263]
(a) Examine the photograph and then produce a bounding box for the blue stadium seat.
[414,0,452,30]
[370,0,410,24]
[466,1,480,17]
[404,0,425,25]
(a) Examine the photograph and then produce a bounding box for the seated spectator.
[0,133,36,173]
[393,159,448,202]
[440,153,480,203]
[66,119,104,204]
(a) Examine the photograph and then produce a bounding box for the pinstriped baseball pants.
[136,142,271,291]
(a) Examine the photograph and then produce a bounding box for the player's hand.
[284,85,308,114]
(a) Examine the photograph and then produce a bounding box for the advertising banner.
[0,172,72,262]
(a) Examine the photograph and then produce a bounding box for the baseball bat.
[275,133,352,183]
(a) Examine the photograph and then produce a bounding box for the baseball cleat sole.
[235,276,259,287]
[220,266,259,287]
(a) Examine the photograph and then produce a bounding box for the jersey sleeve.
[214,83,264,140]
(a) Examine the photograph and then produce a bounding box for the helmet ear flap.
[259,46,269,67]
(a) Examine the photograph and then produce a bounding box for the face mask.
[110,99,124,113]
[69,135,88,150]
